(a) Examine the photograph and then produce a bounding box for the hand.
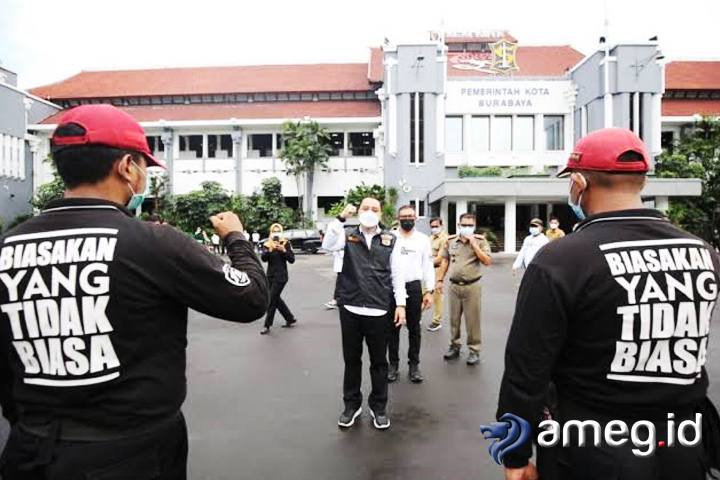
[394,306,406,327]
[340,204,357,219]
[276,243,286,252]
[503,463,538,480]
[210,211,244,239]
[512,269,518,276]
[435,279,444,294]
[422,292,433,311]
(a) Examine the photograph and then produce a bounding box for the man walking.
[428,218,448,332]
[546,216,566,242]
[512,218,549,275]
[0,104,268,480]
[322,199,406,430]
[497,128,720,480]
[436,213,492,366]
[388,205,435,384]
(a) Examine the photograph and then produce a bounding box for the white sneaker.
[427,323,442,332]
[324,301,338,310]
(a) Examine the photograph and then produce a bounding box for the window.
[514,116,534,151]
[208,135,233,158]
[349,132,374,156]
[410,93,425,163]
[179,135,203,159]
[248,134,273,158]
[327,132,344,156]
[0,135,24,179]
[544,116,564,150]
[0,134,5,177]
[275,134,286,155]
[661,131,674,154]
[445,116,463,152]
[491,116,512,151]
[146,136,165,155]
[413,199,427,217]
[470,116,490,152]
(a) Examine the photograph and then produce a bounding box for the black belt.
[18,410,182,442]
[449,277,481,286]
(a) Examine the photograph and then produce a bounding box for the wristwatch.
[336,215,346,223]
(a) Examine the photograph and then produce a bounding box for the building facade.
[0,66,60,230]
[19,32,708,251]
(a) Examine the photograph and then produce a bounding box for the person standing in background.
[512,218,549,275]
[428,218,448,332]
[260,223,298,335]
[387,205,435,384]
[546,216,566,242]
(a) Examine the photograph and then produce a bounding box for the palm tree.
[279,120,331,224]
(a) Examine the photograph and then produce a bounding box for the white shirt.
[322,219,406,316]
[251,233,260,242]
[512,233,550,270]
[211,234,220,245]
[393,229,435,292]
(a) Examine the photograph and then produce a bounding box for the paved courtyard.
[1,252,719,479]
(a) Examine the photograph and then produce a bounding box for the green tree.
[279,120,331,224]
[327,183,399,227]
[165,181,232,233]
[240,177,297,235]
[149,173,169,217]
[31,174,65,211]
[656,116,720,248]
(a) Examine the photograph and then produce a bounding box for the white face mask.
[550,223,559,230]
[430,227,441,235]
[529,226,541,236]
[458,226,475,237]
[359,210,380,228]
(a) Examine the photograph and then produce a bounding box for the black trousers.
[340,307,391,412]
[0,414,188,480]
[539,399,706,480]
[264,278,295,328]
[388,280,422,367]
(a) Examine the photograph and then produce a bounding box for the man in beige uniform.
[428,217,448,332]
[436,213,492,365]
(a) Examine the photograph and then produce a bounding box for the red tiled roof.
[662,99,720,117]
[665,61,720,90]
[37,101,381,125]
[30,64,374,100]
[369,48,384,84]
[447,46,583,78]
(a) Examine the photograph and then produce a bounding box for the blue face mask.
[568,186,585,221]
[126,161,147,212]
[458,226,475,237]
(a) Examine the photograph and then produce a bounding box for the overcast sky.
[2,0,719,89]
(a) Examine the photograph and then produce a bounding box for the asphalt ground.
[1,252,719,479]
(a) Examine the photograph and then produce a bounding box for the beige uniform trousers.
[448,281,482,352]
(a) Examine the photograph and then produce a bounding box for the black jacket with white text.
[0,198,268,431]
[497,209,720,467]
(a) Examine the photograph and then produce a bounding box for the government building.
[1,30,715,252]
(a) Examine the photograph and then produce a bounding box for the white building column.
[504,197,517,253]
[160,130,174,195]
[440,198,449,228]
[231,127,243,195]
[656,196,669,213]
[456,199,468,224]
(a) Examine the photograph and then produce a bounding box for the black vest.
[337,228,396,311]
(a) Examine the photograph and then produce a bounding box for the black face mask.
[400,219,415,231]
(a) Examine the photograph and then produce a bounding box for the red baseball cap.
[557,127,649,177]
[51,104,167,169]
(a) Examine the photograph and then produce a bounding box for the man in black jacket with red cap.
[497,128,720,480]
[0,104,268,479]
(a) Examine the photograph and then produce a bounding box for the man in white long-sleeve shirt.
[321,198,406,430]
[388,205,435,384]
[512,218,549,275]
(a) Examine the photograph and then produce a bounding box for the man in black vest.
[322,198,406,430]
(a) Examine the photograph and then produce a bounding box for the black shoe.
[281,319,297,328]
[466,351,481,366]
[443,347,460,360]
[260,327,270,335]
[409,365,424,383]
[338,406,362,428]
[387,363,399,382]
[370,409,390,430]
